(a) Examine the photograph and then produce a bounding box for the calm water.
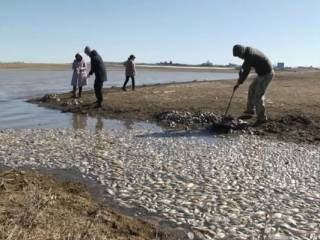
[0,69,236,129]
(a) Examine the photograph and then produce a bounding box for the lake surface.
[0,69,237,129]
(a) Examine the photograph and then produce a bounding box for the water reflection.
[72,113,105,133]
[72,114,87,130]
[95,117,104,133]
[0,97,162,133]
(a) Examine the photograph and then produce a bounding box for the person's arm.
[234,59,252,90]
[72,61,76,70]
[133,62,136,75]
[79,61,86,71]
[89,59,95,76]
[238,59,251,84]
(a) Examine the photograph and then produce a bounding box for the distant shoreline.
[1,63,318,73]
[0,62,237,72]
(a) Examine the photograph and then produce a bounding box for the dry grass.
[0,170,179,240]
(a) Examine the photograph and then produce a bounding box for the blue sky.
[0,0,319,67]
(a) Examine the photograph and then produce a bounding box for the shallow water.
[0,69,236,101]
[0,69,236,129]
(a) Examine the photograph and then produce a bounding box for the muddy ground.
[0,169,187,240]
[29,70,320,144]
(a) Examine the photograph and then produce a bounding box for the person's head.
[233,44,246,59]
[129,54,136,60]
[84,46,92,56]
[75,53,82,61]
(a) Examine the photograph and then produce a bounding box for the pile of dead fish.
[40,94,60,103]
[64,99,83,106]
[156,111,252,133]
[156,111,220,127]
[38,93,83,106]
[209,116,252,134]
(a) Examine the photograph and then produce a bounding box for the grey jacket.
[239,47,273,84]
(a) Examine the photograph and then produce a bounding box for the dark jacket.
[89,50,107,82]
[125,59,136,77]
[239,47,273,84]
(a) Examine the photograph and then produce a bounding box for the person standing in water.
[84,46,107,108]
[122,54,136,91]
[71,53,87,98]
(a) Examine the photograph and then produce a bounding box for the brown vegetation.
[0,170,184,240]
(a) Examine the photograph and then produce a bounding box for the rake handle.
[224,88,236,117]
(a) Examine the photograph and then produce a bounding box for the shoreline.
[2,62,318,73]
[28,70,320,144]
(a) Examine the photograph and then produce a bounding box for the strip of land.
[29,70,320,143]
[0,169,186,240]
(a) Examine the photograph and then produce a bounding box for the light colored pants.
[247,71,274,121]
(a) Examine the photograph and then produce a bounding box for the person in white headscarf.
[71,53,87,98]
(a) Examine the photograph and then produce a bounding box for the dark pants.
[123,76,135,90]
[94,80,104,105]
